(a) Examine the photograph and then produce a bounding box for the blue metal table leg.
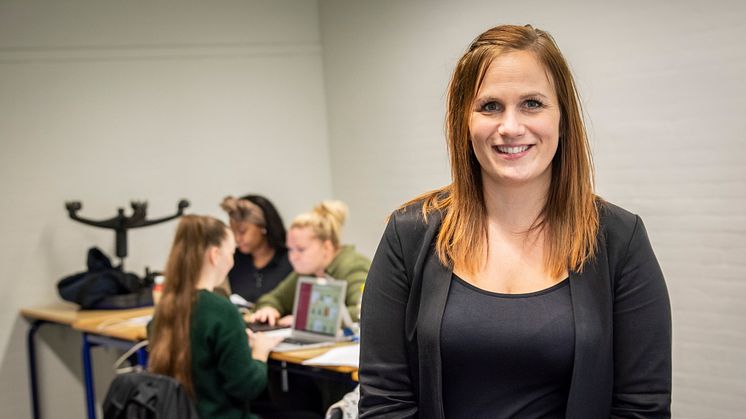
[82,333,97,419]
[27,320,43,419]
[135,345,148,367]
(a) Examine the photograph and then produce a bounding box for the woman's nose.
[497,108,525,138]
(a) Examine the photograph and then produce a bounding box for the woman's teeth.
[496,145,529,154]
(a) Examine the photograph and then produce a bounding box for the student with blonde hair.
[148,215,283,419]
[250,200,370,327]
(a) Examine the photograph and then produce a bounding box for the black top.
[358,200,671,419]
[441,275,574,419]
[227,248,292,303]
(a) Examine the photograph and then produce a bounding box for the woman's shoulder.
[389,199,443,236]
[335,245,372,269]
[596,199,641,236]
[191,291,244,335]
[196,290,239,316]
[595,199,652,259]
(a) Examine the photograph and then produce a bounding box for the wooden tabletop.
[269,342,358,374]
[72,307,153,341]
[21,303,358,378]
[21,302,151,327]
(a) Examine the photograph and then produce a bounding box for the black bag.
[103,372,198,419]
[57,247,153,309]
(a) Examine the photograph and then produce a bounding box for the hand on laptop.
[247,329,284,362]
[277,315,294,327]
[249,306,281,325]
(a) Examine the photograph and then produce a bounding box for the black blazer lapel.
[412,210,452,419]
[566,250,614,418]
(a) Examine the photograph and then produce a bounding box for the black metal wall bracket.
[65,199,189,267]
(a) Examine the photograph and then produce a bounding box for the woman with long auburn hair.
[359,24,671,418]
[148,215,283,419]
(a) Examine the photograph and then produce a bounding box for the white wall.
[2,1,745,418]
[0,1,331,418]
[320,0,746,418]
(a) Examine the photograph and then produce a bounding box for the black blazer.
[359,201,671,418]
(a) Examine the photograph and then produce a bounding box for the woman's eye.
[481,101,499,112]
[524,99,544,109]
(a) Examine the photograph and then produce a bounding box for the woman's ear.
[207,246,220,266]
[322,239,336,256]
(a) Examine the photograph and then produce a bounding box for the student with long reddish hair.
[359,24,671,418]
[148,215,282,419]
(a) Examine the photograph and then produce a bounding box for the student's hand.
[249,306,281,326]
[247,329,284,362]
[278,315,294,328]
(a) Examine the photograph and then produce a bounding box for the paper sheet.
[301,343,360,367]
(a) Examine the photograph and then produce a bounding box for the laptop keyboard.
[282,337,321,345]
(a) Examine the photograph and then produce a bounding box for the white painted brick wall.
[321,1,746,417]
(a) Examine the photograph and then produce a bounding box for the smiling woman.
[469,50,561,190]
[359,24,672,419]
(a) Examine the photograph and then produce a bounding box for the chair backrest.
[103,372,198,419]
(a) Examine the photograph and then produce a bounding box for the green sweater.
[190,290,267,419]
[255,245,371,322]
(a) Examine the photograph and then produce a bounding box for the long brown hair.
[148,215,228,397]
[408,24,598,278]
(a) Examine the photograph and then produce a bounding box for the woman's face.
[230,220,266,255]
[468,50,560,190]
[286,227,334,276]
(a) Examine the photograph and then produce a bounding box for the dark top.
[228,248,292,303]
[359,200,671,419]
[441,275,574,419]
[190,290,267,419]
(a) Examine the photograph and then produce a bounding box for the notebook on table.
[263,276,351,352]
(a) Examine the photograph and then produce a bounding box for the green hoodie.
[254,245,371,322]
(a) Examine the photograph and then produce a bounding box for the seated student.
[250,200,370,327]
[220,195,293,304]
[147,215,283,419]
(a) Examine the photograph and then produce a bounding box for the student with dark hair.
[221,194,293,303]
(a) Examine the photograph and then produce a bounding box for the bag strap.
[113,340,149,374]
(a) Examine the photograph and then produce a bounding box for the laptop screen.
[293,277,345,337]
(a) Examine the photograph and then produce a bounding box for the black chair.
[103,372,198,419]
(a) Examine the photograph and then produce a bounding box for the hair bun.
[220,196,239,214]
[313,200,348,227]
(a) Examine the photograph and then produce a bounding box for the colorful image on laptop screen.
[294,281,342,336]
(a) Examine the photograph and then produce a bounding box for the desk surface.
[21,303,357,376]
[73,308,153,341]
[270,342,358,374]
[21,302,152,327]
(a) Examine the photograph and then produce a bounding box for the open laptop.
[262,276,351,352]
